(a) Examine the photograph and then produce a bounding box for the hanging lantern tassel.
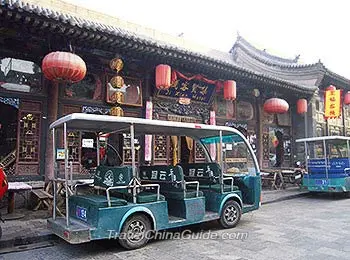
[297,99,308,114]
[223,80,236,101]
[155,64,171,90]
[263,98,289,114]
[344,91,350,105]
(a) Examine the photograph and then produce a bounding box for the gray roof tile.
[0,0,318,93]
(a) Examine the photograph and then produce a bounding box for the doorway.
[0,101,18,171]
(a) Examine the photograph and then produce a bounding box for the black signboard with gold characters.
[156,78,216,104]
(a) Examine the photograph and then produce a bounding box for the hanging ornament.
[223,80,237,100]
[263,98,289,114]
[42,51,86,83]
[344,91,350,105]
[297,99,308,114]
[110,76,124,89]
[109,58,124,72]
[110,106,124,117]
[155,64,171,90]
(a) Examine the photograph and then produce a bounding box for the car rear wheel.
[219,200,242,228]
[118,214,152,250]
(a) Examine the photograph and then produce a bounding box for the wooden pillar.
[256,97,263,168]
[342,106,346,136]
[45,81,59,181]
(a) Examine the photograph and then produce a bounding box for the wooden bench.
[31,189,53,210]
[31,183,63,216]
[261,169,284,190]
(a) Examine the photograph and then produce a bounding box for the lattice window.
[195,142,206,161]
[154,135,167,161]
[123,134,140,165]
[18,112,40,162]
[67,131,81,162]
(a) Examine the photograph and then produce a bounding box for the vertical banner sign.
[209,111,216,160]
[324,89,342,119]
[145,101,153,162]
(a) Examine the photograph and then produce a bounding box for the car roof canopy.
[50,113,244,140]
[296,136,350,143]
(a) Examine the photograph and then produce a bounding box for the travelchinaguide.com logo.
[107,229,249,241]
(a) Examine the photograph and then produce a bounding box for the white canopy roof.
[50,113,244,140]
[296,136,350,143]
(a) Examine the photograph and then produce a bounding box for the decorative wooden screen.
[195,142,206,162]
[67,131,80,161]
[61,105,82,174]
[154,135,167,162]
[18,112,40,162]
[123,134,139,165]
[17,100,42,176]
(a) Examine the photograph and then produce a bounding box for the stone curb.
[0,231,56,249]
[262,191,309,205]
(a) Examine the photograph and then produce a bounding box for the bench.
[139,165,202,200]
[179,163,238,193]
[71,166,132,207]
[71,165,163,206]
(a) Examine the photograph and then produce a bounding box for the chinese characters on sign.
[156,79,216,103]
[324,89,341,119]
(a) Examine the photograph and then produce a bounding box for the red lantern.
[344,91,350,105]
[42,52,86,83]
[0,168,8,199]
[155,64,171,90]
[263,98,289,114]
[223,80,236,100]
[297,99,308,114]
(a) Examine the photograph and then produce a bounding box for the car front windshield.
[200,134,257,176]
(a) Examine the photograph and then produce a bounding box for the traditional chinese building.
[230,36,350,165]
[0,0,349,183]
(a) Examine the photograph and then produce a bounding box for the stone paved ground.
[0,186,305,246]
[2,192,350,260]
[0,209,50,247]
[261,186,308,204]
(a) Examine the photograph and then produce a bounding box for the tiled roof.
[0,0,318,94]
[231,35,350,88]
[230,35,301,66]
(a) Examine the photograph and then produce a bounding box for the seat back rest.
[308,158,350,175]
[139,165,184,189]
[94,166,132,189]
[179,163,221,184]
[329,158,350,174]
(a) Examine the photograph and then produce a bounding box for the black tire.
[118,214,152,250]
[219,200,242,228]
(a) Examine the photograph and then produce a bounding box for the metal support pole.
[96,134,100,166]
[304,141,309,183]
[323,139,328,180]
[64,123,69,227]
[304,112,308,138]
[347,140,350,169]
[52,128,56,220]
[130,124,137,203]
[219,130,223,193]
